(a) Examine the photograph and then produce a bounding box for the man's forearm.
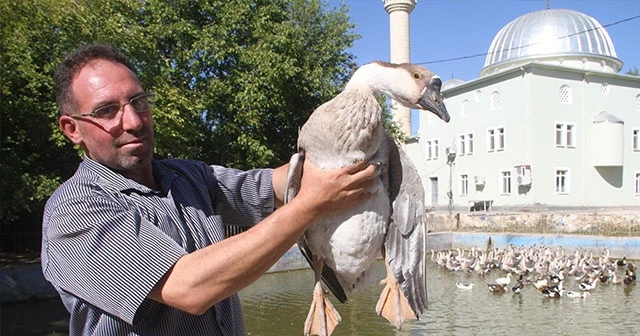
[148,192,318,314]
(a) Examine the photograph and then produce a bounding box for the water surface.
[240,260,639,335]
[2,260,638,335]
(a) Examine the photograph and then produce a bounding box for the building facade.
[406,9,640,209]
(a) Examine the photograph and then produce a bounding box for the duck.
[487,283,506,293]
[540,281,564,298]
[445,254,462,272]
[285,61,449,336]
[549,271,564,284]
[598,271,609,284]
[627,263,637,281]
[609,270,622,284]
[533,277,548,290]
[623,270,634,285]
[616,256,627,267]
[540,286,561,298]
[579,278,600,291]
[566,291,588,299]
[456,282,475,290]
[495,273,513,286]
[511,275,525,294]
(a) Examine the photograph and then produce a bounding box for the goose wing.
[284,152,348,303]
[383,133,428,315]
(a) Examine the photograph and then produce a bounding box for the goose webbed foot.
[375,261,416,330]
[304,280,341,336]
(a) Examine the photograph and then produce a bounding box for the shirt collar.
[80,156,175,195]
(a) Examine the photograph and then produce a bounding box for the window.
[635,172,640,195]
[461,100,471,118]
[500,171,512,195]
[600,82,610,95]
[459,135,466,156]
[559,85,572,104]
[488,129,495,152]
[634,129,639,152]
[555,123,576,148]
[426,139,439,160]
[460,174,469,196]
[555,169,569,194]
[487,127,505,152]
[635,94,640,112]
[490,91,502,110]
[475,90,483,102]
[458,133,474,156]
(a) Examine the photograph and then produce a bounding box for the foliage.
[1,0,81,229]
[625,66,639,77]
[377,94,410,144]
[0,0,359,240]
[133,0,360,168]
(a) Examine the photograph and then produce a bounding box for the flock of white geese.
[431,245,636,298]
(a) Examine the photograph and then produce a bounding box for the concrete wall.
[426,231,640,260]
[427,208,640,235]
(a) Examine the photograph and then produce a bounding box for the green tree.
[0,0,359,249]
[131,0,359,168]
[625,66,639,77]
[1,0,79,234]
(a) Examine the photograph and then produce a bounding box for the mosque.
[384,2,640,210]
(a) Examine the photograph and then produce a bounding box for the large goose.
[284,61,449,335]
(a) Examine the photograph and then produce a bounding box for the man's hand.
[296,160,378,215]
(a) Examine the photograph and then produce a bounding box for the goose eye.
[413,72,421,80]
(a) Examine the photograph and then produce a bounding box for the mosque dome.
[480,9,623,77]
[442,78,465,91]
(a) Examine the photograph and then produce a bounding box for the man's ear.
[59,115,83,145]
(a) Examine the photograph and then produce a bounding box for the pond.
[241,259,639,335]
[2,259,638,335]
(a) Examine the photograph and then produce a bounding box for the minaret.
[383,0,416,138]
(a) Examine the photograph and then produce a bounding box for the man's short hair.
[54,44,137,115]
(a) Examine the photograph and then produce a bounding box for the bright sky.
[325,0,640,133]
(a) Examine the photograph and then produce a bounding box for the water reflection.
[2,260,638,335]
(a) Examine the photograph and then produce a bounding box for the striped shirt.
[41,156,275,335]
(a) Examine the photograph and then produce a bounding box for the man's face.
[60,59,155,176]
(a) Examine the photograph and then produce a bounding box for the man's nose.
[120,103,144,130]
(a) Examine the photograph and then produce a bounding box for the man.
[42,44,377,335]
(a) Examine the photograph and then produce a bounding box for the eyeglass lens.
[91,94,155,128]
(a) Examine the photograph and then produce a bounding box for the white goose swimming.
[456,282,475,290]
[566,291,588,299]
[285,61,449,336]
[495,273,513,286]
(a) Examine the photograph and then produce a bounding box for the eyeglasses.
[69,93,156,128]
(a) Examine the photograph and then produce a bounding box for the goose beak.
[418,76,450,123]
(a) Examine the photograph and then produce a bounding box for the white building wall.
[411,63,640,210]
[529,69,586,206]
[583,73,640,205]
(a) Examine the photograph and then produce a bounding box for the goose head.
[348,61,450,123]
[393,63,450,123]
